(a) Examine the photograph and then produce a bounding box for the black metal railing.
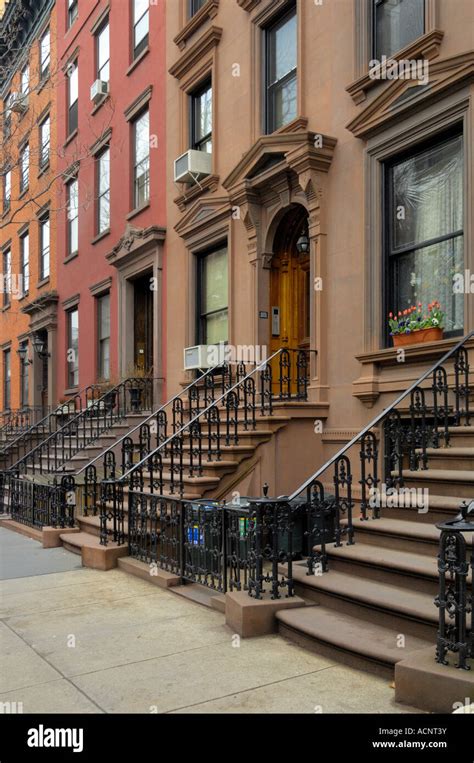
[0,388,96,469]
[85,348,313,528]
[286,331,474,579]
[0,471,76,529]
[435,500,473,670]
[127,490,299,598]
[13,378,153,476]
[0,407,48,439]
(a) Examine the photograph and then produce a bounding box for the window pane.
[69,63,78,105]
[202,248,228,314]
[392,135,463,250]
[40,117,50,165]
[21,65,29,95]
[135,111,149,163]
[134,0,149,22]
[21,234,29,294]
[68,310,79,387]
[205,311,228,345]
[194,85,212,147]
[268,11,297,85]
[393,237,464,333]
[272,74,297,130]
[375,0,424,59]
[41,30,50,74]
[41,218,50,279]
[98,23,110,80]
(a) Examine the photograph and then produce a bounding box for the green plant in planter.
[388,301,445,337]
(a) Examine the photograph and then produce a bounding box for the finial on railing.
[263,482,269,497]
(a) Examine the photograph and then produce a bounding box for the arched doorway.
[269,206,310,390]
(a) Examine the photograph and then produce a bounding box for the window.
[190,0,206,16]
[20,143,29,193]
[67,61,79,135]
[133,110,150,208]
[2,249,11,308]
[39,115,50,169]
[97,147,110,234]
[198,246,228,344]
[191,80,212,153]
[265,6,297,133]
[40,215,50,280]
[3,95,12,140]
[21,64,29,98]
[67,308,79,388]
[3,350,11,409]
[133,0,149,60]
[3,170,11,214]
[97,293,110,380]
[68,0,78,28]
[385,132,464,339]
[20,232,29,296]
[19,341,29,407]
[40,28,51,79]
[67,179,79,256]
[372,0,425,60]
[96,20,110,82]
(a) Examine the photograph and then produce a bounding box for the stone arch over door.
[223,129,337,403]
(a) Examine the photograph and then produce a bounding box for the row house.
[56,0,166,402]
[0,0,57,418]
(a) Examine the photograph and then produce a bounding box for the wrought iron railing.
[82,348,312,527]
[0,471,76,529]
[95,348,313,544]
[435,500,473,670]
[12,378,153,476]
[0,385,101,468]
[0,407,48,439]
[126,490,299,598]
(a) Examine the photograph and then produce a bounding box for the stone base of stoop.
[60,531,128,571]
[395,646,474,713]
[117,556,181,588]
[42,526,81,548]
[225,590,306,637]
[0,518,43,543]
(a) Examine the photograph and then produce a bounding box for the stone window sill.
[126,46,150,76]
[37,277,50,289]
[91,95,110,116]
[92,228,110,245]
[174,0,219,51]
[126,202,150,221]
[64,129,78,149]
[64,251,79,264]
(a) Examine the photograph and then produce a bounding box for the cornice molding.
[174,196,232,241]
[169,26,223,80]
[174,174,220,212]
[346,50,474,139]
[106,224,166,268]
[124,86,153,122]
[236,0,261,10]
[174,0,219,51]
[346,29,445,105]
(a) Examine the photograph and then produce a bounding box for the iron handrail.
[119,348,285,483]
[289,330,474,500]
[75,367,221,476]
[11,376,151,471]
[0,383,100,458]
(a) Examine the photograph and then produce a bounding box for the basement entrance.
[133,274,154,374]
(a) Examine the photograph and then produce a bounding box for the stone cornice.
[174,196,232,241]
[346,29,445,105]
[346,50,474,139]
[169,26,223,80]
[21,290,58,316]
[106,224,166,268]
[236,0,261,10]
[174,174,220,211]
[174,0,219,51]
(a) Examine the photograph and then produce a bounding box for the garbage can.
[184,499,223,576]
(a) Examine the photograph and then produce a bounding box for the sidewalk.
[0,528,423,714]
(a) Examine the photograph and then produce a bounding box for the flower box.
[392,327,444,347]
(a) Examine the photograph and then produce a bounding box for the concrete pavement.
[0,528,423,714]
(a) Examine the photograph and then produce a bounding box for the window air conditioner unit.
[184,344,226,371]
[90,79,109,105]
[10,92,27,114]
[174,149,212,184]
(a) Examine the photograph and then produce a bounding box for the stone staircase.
[276,424,474,677]
[61,407,294,562]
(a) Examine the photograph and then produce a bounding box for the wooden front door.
[269,233,310,393]
[134,275,154,374]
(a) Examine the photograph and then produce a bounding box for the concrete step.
[283,562,438,641]
[381,492,465,524]
[422,446,474,470]
[400,468,474,498]
[323,542,445,595]
[276,605,431,677]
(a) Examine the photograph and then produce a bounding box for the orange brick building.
[0,0,57,415]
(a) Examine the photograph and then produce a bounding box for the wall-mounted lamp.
[296,227,310,254]
[32,334,50,360]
